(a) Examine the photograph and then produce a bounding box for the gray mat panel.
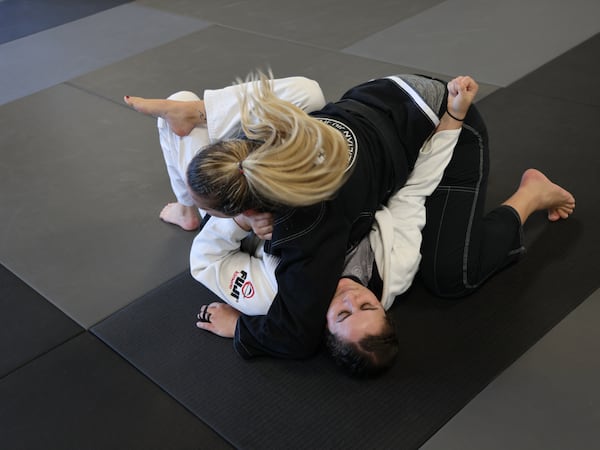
[0,84,195,327]
[343,0,600,86]
[423,288,600,450]
[0,0,130,44]
[0,3,209,105]
[70,24,498,105]
[0,263,82,378]
[0,332,233,450]
[137,0,446,49]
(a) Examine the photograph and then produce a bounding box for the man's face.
[326,277,387,343]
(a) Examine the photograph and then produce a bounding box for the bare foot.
[504,168,575,223]
[159,203,201,231]
[123,96,205,137]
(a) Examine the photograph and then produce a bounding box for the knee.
[167,90,201,101]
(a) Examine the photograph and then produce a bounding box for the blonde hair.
[186,71,350,216]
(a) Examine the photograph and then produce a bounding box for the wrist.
[435,112,464,132]
[446,110,465,122]
[233,215,251,231]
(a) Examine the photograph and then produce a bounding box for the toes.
[558,207,572,219]
[159,203,173,218]
[548,206,573,221]
[124,95,138,107]
[548,210,560,221]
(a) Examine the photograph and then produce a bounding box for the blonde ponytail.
[187,71,350,216]
[238,71,350,207]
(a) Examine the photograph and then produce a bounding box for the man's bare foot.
[123,96,205,137]
[503,168,575,224]
[160,203,201,231]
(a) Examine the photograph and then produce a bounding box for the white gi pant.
[158,90,209,208]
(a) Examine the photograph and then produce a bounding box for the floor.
[1,1,599,449]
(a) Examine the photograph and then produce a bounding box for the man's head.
[325,277,399,377]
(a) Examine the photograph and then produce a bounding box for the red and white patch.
[241,281,255,299]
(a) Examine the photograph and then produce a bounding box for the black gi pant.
[420,105,524,298]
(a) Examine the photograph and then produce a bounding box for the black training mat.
[509,32,600,107]
[0,332,233,450]
[0,0,131,44]
[93,272,414,449]
[93,37,600,449]
[0,263,82,377]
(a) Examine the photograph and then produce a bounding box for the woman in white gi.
[125,74,575,376]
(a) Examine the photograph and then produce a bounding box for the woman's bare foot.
[123,96,206,137]
[160,203,201,231]
[503,168,575,224]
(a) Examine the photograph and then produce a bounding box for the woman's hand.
[196,302,241,338]
[234,211,274,240]
[446,75,479,121]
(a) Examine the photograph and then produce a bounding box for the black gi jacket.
[234,77,443,358]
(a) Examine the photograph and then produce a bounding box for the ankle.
[502,189,536,224]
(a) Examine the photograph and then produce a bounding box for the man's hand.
[196,302,241,338]
[234,210,274,240]
[446,75,479,120]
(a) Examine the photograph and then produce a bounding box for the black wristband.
[446,110,465,121]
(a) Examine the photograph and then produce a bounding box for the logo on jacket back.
[230,270,255,302]
[316,117,357,171]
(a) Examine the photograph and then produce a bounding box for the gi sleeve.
[234,203,349,359]
[374,129,461,308]
[190,217,279,316]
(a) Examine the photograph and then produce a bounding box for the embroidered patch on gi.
[316,117,357,171]
[241,281,255,299]
[229,270,255,301]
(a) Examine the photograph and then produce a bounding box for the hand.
[234,210,274,240]
[196,302,241,338]
[446,75,479,121]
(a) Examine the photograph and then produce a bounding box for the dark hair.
[325,315,399,378]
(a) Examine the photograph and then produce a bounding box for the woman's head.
[186,71,351,216]
[325,277,399,377]
[186,139,271,216]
